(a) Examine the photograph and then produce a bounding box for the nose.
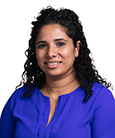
[47,45,57,58]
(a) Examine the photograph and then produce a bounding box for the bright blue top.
[0,82,115,138]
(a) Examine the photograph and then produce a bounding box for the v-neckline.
[38,86,81,127]
[45,96,58,126]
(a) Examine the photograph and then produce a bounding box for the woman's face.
[35,24,79,79]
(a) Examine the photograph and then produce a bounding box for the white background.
[0,0,115,115]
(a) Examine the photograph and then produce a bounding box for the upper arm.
[0,99,15,138]
[91,88,115,138]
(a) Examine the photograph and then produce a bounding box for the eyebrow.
[36,38,67,45]
[36,41,47,45]
[54,38,68,42]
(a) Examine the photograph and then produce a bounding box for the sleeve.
[0,98,16,138]
[91,88,115,138]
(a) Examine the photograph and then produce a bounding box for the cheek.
[36,52,44,65]
[64,50,76,67]
[62,48,75,59]
[36,56,45,71]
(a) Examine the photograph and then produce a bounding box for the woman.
[0,6,115,138]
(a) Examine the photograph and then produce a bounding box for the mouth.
[45,61,62,68]
[45,62,61,65]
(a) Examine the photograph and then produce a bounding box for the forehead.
[36,24,68,40]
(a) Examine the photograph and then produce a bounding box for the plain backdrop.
[0,0,115,115]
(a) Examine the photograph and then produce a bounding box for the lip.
[45,61,62,69]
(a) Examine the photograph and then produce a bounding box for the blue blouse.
[0,82,115,138]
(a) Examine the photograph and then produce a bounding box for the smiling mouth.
[46,62,61,65]
[45,61,62,68]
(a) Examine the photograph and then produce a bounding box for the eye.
[57,42,66,47]
[37,44,47,49]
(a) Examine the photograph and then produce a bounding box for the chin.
[46,72,64,79]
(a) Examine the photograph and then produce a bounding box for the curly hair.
[17,6,111,102]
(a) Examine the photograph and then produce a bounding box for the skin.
[35,24,80,125]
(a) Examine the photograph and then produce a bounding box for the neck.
[41,70,80,98]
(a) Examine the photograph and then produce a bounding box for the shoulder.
[9,85,39,99]
[1,85,40,118]
[90,82,115,110]
[0,86,27,121]
[2,86,27,110]
[92,82,109,91]
[92,82,114,99]
[3,85,39,109]
[9,86,28,101]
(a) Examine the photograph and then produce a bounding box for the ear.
[75,40,80,57]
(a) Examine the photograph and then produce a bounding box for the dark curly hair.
[17,6,111,102]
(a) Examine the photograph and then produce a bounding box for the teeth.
[47,62,60,65]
